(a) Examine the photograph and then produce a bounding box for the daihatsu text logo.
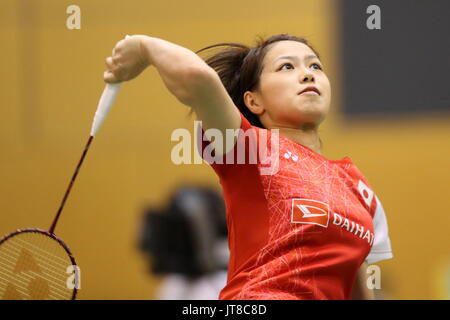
[291,197,375,245]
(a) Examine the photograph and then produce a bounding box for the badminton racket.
[0,35,128,300]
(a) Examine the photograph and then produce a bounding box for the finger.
[114,40,125,53]
[103,70,119,83]
[105,56,114,69]
[112,55,120,64]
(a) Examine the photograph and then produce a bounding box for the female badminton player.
[103,33,393,300]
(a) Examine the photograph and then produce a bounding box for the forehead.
[263,40,317,64]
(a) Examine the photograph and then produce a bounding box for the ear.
[243,90,265,115]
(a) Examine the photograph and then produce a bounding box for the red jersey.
[199,112,393,300]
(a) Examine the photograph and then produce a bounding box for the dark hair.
[194,33,320,129]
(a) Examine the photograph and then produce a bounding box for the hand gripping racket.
[0,36,128,299]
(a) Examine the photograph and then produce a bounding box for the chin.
[294,105,327,125]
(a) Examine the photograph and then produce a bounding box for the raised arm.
[104,35,241,135]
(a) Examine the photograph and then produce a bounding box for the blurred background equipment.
[340,0,450,117]
[138,185,229,300]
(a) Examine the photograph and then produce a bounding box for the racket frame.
[0,228,78,300]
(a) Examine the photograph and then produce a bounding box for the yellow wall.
[1,0,449,299]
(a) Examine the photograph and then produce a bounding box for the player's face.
[250,40,331,128]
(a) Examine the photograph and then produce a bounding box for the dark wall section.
[340,0,450,117]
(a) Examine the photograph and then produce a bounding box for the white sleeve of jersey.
[365,195,393,264]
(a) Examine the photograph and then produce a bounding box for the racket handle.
[90,83,122,136]
[90,35,131,137]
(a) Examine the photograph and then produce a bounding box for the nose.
[300,70,315,83]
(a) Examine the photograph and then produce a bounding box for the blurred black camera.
[139,186,228,278]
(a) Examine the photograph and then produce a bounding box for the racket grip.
[90,83,122,136]
[90,35,132,136]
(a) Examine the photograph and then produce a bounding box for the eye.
[278,62,294,71]
[311,63,323,70]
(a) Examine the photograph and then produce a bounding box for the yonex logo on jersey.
[291,199,330,228]
[284,151,298,162]
[171,121,280,175]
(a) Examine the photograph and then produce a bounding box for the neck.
[273,124,322,155]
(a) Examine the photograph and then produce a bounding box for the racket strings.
[0,232,76,300]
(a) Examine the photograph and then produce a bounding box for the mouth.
[299,86,320,96]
